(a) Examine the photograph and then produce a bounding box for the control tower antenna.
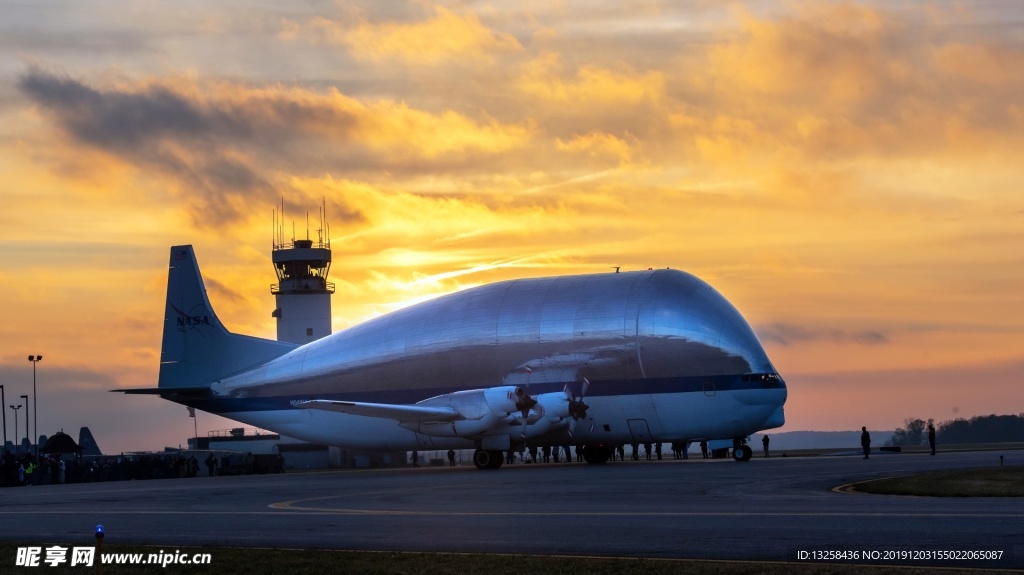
[270,198,335,345]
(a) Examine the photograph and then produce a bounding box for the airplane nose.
[763,404,785,429]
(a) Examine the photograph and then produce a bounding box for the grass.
[852,466,1024,497]
[0,547,1010,575]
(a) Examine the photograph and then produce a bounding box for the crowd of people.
[419,441,739,467]
[0,450,276,487]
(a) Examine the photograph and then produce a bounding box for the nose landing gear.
[732,440,753,462]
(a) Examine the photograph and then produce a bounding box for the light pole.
[20,395,28,455]
[28,355,41,458]
[0,384,6,450]
[10,404,21,453]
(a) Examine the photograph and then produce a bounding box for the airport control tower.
[271,203,334,345]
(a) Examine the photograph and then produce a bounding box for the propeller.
[567,377,592,436]
[513,370,538,441]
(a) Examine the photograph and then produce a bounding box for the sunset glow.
[1,1,1021,453]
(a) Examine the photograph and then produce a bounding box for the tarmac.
[2,449,1022,568]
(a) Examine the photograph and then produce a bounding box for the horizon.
[1,1,1021,454]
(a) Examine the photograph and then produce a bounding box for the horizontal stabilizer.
[111,387,212,397]
[293,399,459,422]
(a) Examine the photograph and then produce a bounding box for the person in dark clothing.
[928,424,936,455]
[447,449,456,467]
[861,427,871,459]
[700,440,709,459]
[762,435,770,458]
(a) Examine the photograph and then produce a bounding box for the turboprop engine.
[399,385,531,438]
[508,387,574,440]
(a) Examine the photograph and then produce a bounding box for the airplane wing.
[293,399,460,422]
[110,387,211,397]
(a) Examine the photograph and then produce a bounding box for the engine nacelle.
[399,385,524,438]
[506,388,573,440]
[534,389,571,421]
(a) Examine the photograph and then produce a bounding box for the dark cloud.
[19,67,248,150]
[757,322,889,347]
[203,276,246,305]
[19,67,271,225]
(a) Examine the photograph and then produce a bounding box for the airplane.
[115,245,786,470]
[79,426,103,457]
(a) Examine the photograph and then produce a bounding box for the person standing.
[928,423,936,455]
[861,427,871,459]
[762,435,770,458]
[447,449,456,467]
[411,450,419,468]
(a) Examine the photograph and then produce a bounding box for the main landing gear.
[581,444,612,464]
[472,449,504,470]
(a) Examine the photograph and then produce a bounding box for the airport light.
[20,394,28,455]
[28,355,41,458]
[9,404,21,452]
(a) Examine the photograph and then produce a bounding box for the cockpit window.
[742,373,784,388]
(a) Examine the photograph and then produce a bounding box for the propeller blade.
[513,386,538,412]
[567,378,591,435]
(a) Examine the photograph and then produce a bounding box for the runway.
[2,450,1022,568]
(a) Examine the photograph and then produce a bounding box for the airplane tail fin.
[159,245,297,389]
[79,426,102,456]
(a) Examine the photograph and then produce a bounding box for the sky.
[0,1,1021,455]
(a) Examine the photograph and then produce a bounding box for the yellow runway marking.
[265,496,1024,517]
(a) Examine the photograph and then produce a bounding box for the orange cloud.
[556,132,634,166]
[707,4,897,105]
[303,6,523,64]
[519,52,665,105]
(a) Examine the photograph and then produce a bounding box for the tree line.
[886,413,1024,447]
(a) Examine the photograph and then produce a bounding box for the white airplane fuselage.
[139,246,786,467]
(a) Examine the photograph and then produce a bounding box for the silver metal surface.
[222,270,775,394]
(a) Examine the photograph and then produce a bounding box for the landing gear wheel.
[732,444,753,462]
[582,444,612,464]
[473,449,504,470]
